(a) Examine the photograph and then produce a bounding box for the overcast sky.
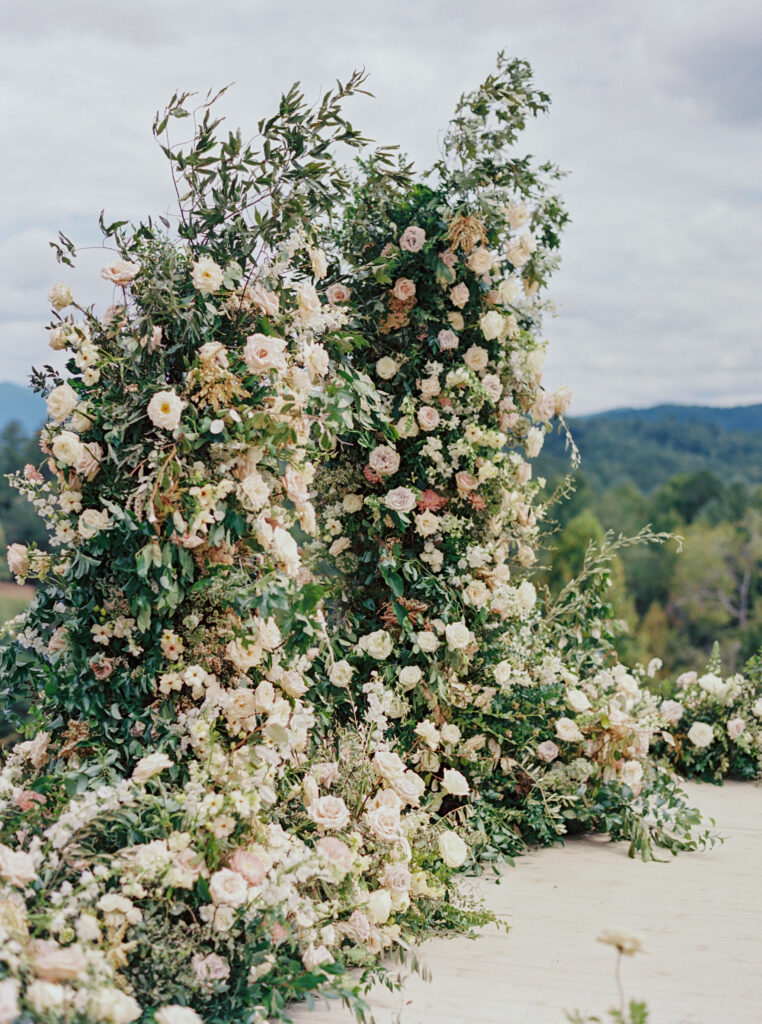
[1,0,760,414]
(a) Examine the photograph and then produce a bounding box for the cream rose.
[365,803,401,843]
[51,430,83,467]
[155,1007,204,1024]
[687,722,715,748]
[399,665,422,690]
[358,629,393,660]
[415,510,440,537]
[191,256,224,295]
[147,389,184,431]
[309,247,328,279]
[0,843,37,887]
[131,752,173,784]
[438,830,468,868]
[479,311,504,341]
[48,283,73,309]
[417,630,440,653]
[376,356,398,380]
[101,259,140,286]
[463,344,489,373]
[365,888,392,924]
[467,246,493,275]
[441,768,470,796]
[445,621,474,650]
[620,760,644,794]
[566,689,591,714]
[555,717,584,743]
[242,333,288,375]
[329,660,353,687]
[46,382,78,422]
[463,580,490,608]
[343,493,364,513]
[296,281,321,321]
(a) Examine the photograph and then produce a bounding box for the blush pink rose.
[438,329,459,350]
[450,282,470,308]
[326,283,351,304]
[228,849,267,886]
[317,836,353,871]
[536,741,560,763]
[15,790,46,812]
[455,471,478,495]
[399,226,426,252]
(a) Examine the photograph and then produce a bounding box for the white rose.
[620,760,644,792]
[191,256,224,295]
[517,580,537,613]
[479,311,504,341]
[444,621,474,650]
[78,508,110,540]
[131,752,173,784]
[296,280,322,321]
[46,383,78,422]
[438,830,468,868]
[555,717,584,743]
[494,661,512,687]
[497,275,522,305]
[26,981,65,1015]
[155,1008,204,1024]
[417,631,440,653]
[372,750,407,782]
[376,356,398,380]
[239,470,271,510]
[359,629,393,660]
[87,988,142,1023]
[687,722,715,748]
[415,720,440,749]
[463,344,489,373]
[365,888,392,924]
[329,660,353,688]
[384,487,417,513]
[464,580,490,608]
[308,795,351,831]
[147,389,184,431]
[209,868,248,906]
[566,689,591,714]
[441,768,470,796]
[51,430,84,467]
[399,665,422,690]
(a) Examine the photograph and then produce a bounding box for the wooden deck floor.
[291,781,762,1024]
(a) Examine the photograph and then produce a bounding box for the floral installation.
[0,79,485,1024]
[312,54,714,862]
[650,646,762,783]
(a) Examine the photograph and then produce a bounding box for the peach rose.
[417,405,440,431]
[454,471,478,495]
[392,277,416,302]
[100,259,141,286]
[308,795,351,831]
[450,282,470,308]
[242,333,287,375]
[317,836,353,870]
[32,940,87,982]
[326,283,351,304]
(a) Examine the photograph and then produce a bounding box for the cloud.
[0,0,758,413]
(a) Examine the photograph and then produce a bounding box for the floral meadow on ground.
[0,56,757,1024]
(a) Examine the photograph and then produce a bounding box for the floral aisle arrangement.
[313,55,713,861]
[0,81,486,1024]
[650,649,762,783]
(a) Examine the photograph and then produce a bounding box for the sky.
[1,0,760,415]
